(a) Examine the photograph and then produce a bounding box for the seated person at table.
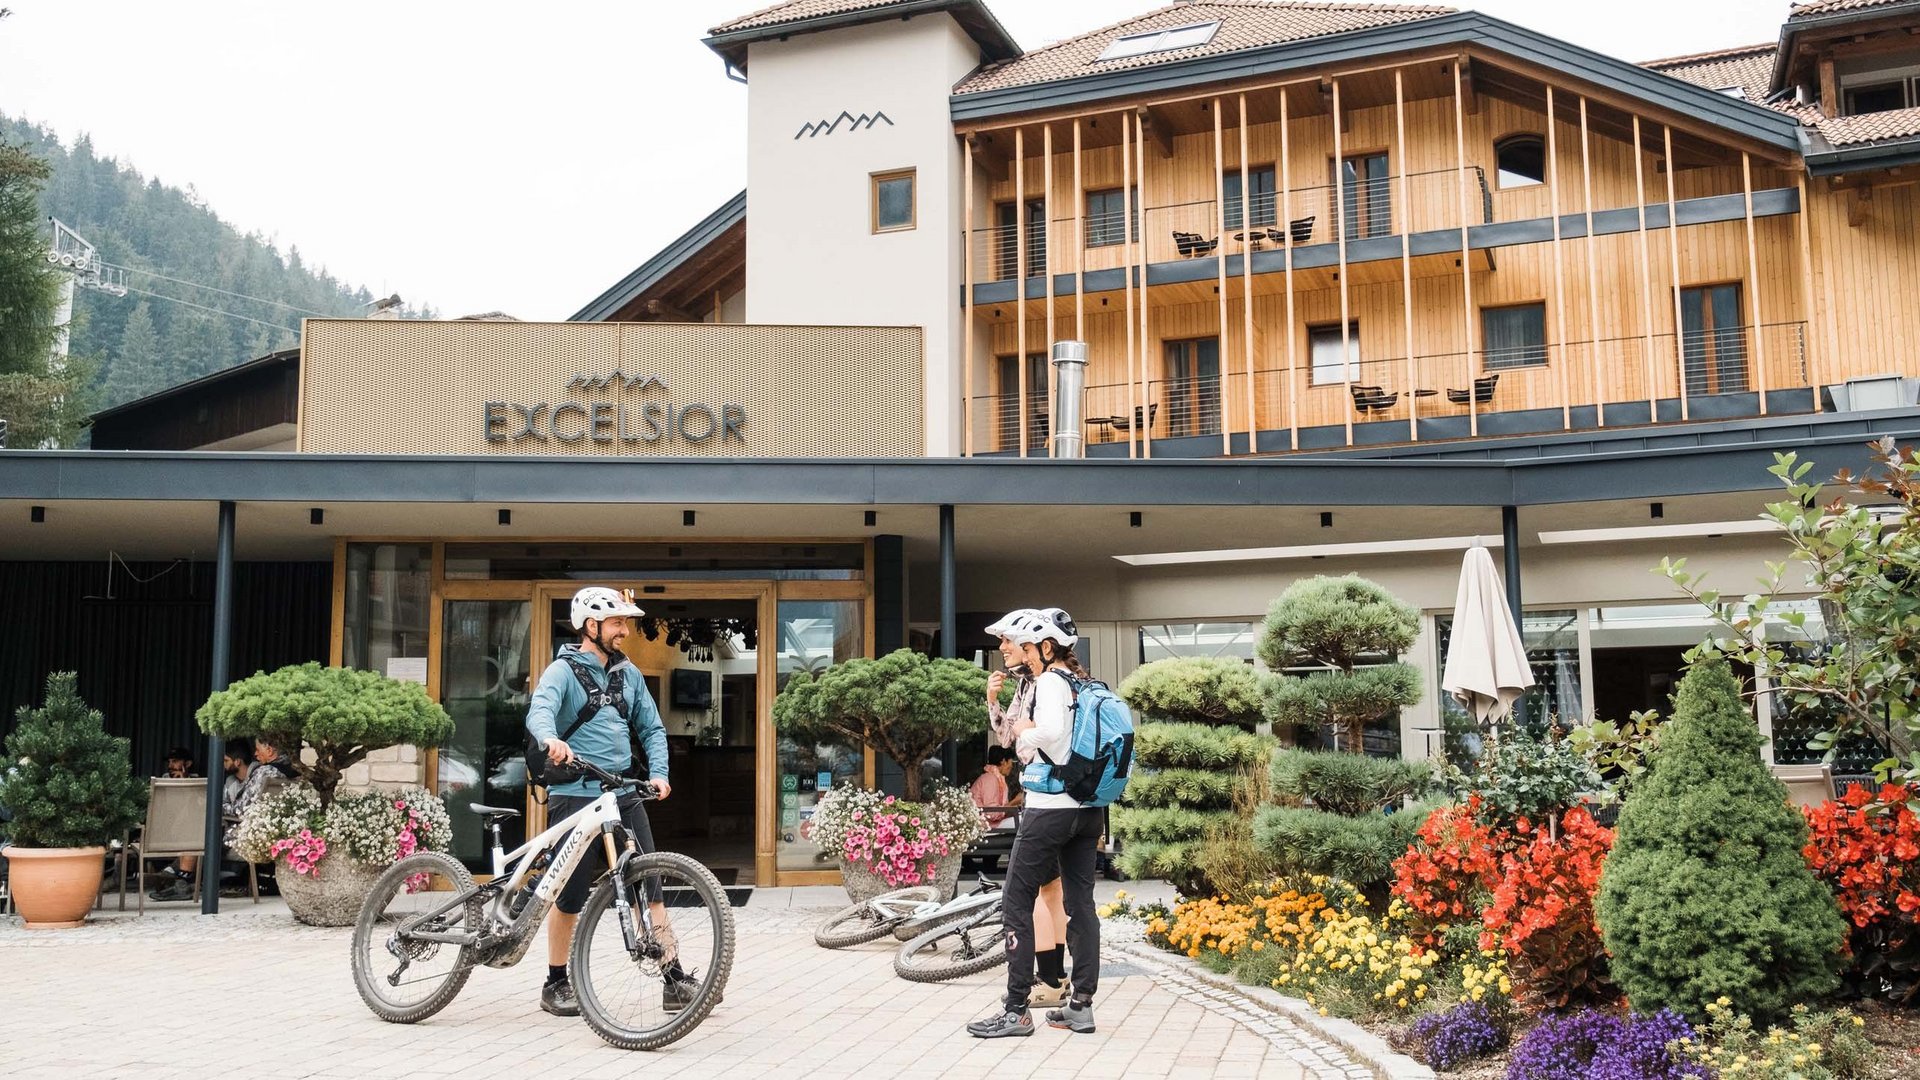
[971,746,1022,829]
[163,747,199,779]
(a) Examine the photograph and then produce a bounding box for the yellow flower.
[1853,1016,1865,1027]
[1115,890,1128,900]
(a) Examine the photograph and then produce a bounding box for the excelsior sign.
[485,373,746,446]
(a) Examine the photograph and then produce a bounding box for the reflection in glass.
[440,600,532,873]
[1435,609,1581,763]
[775,600,865,873]
[344,543,430,675]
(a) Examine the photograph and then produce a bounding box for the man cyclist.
[527,586,698,1017]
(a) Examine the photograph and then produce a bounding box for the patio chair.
[1770,763,1835,810]
[1172,231,1198,257]
[1106,403,1158,437]
[1189,234,1219,257]
[1350,385,1398,413]
[1288,215,1316,244]
[124,777,208,914]
[1446,372,1499,405]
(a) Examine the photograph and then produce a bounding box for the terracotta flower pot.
[6,846,107,929]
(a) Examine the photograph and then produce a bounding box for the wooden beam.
[1455,65,1478,437]
[1848,185,1873,227]
[1074,118,1085,344]
[1459,56,1479,115]
[1665,124,1689,422]
[1239,92,1256,447]
[1579,96,1605,427]
[1632,114,1657,421]
[1794,170,1822,412]
[1136,105,1174,159]
[1334,76,1353,448]
[1214,96,1230,456]
[966,132,1010,177]
[1138,114,1154,458]
[1818,57,1838,116]
[1015,125,1027,459]
[1122,111,1137,460]
[1397,68,1417,444]
[645,298,695,322]
[964,136,975,457]
[1742,151,1769,414]
[1281,85,1299,449]
[1547,85,1571,431]
[1044,121,1056,456]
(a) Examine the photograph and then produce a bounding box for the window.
[1678,283,1747,395]
[1843,79,1911,115]
[1308,323,1360,386]
[1482,303,1548,370]
[995,352,1048,451]
[871,169,915,232]
[1434,609,1581,762]
[1085,187,1138,247]
[1097,19,1220,62]
[993,200,1047,280]
[1163,337,1221,437]
[1223,165,1277,230]
[1139,622,1259,664]
[1713,85,1746,100]
[1494,134,1545,188]
[1336,152,1391,239]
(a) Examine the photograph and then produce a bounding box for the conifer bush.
[1118,657,1264,730]
[1258,575,1421,752]
[0,673,145,849]
[1594,660,1847,1021]
[1255,746,1436,903]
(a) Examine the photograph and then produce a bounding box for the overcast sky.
[0,1,1790,321]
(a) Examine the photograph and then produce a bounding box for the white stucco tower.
[715,4,1015,457]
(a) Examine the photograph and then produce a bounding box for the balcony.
[968,321,1811,456]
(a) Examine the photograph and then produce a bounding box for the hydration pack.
[524,656,641,794]
[1019,670,1135,808]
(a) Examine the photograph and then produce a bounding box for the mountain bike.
[349,760,734,1050]
[893,887,1009,982]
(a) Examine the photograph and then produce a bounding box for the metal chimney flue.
[1051,340,1089,459]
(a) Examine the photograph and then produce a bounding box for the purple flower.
[1508,1009,1706,1080]
[1412,1000,1508,1071]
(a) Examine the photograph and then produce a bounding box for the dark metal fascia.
[1805,138,1920,176]
[569,191,746,322]
[950,11,1801,151]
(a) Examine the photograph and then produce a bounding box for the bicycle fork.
[605,830,658,962]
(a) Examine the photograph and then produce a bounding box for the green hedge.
[1252,799,1437,892]
[1119,657,1264,729]
[1111,805,1224,846]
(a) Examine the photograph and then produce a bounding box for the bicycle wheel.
[350,851,479,1023]
[815,886,939,949]
[571,851,736,1051]
[894,904,1010,983]
[892,889,997,941]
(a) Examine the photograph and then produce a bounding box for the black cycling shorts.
[547,791,659,914]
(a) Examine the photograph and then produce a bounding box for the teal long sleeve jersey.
[524,644,669,799]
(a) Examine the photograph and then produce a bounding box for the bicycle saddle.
[468,802,523,820]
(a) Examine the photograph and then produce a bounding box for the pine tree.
[0,672,146,849]
[1258,575,1423,753]
[107,299,164,403]
[1594,660,1847,1021]
[0,140,62,378]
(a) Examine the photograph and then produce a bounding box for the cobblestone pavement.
[0,892,1364,1080]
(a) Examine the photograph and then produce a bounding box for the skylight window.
[1714,85,1746,100]
[1097,20,1221,62]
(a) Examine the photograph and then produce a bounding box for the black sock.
[1036,946,1065,986]
[546,964,567,987]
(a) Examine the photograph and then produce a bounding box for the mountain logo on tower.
[565,371,666,392]
[794,110,894,139]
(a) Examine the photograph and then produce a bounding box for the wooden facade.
[958,53,1909,456]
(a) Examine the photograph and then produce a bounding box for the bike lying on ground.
[349,760,734,1050]
[893,883,1008,982]
[813,874,1003,949]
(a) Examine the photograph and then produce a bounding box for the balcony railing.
[967,321,1810,454]
[967,167,1494,284]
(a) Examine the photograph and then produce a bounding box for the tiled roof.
[952,1,1454,96]
[1815,104,1920,146]
[1789,0,1915,19]
[1642,43,1775,104]
[711,0,914,35]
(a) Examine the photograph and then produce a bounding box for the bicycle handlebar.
[573,759,659,798]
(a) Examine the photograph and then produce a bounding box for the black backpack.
[525,656,638,795]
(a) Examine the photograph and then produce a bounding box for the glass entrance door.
[773,599,866,874]
[439,599,533,874]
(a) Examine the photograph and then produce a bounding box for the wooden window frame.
[1223,164,1278,230]
[1330,149,1392,240]
[871,168,917,234]
[1492,133,1547,190]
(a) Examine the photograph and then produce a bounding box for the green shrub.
[1269,747,1432,817]
[0,673,145,849]
[1117,838,1205,891]
[1111,805,1226,846]
[1118,719,1275,894]
[1132,722,1273,771]
[1252,799,1435,896]
[1119,657,1264,729]
[1194,817,1281,901]
[1258,575,1422,752]
[772,648,988,801]
[197,662,454,808]
[1455,724,1601,826]
[1595,660,1847,1021]
[1123,767,1241,808]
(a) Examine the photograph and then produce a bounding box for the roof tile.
[1788,0,1915,19]
[711,0,920,36]
[1641,43,1776,105]
[952,1,1454,96]
[1815,104,1920,146]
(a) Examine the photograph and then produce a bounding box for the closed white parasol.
[1440,543,1535,727]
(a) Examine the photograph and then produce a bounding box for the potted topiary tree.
[1258,575,1422,754]
[772,648,989,900]
[196,662,454,924]
[0,673,145,928]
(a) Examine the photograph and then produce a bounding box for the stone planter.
[838,854,963,905]
[276,855,383,926]
[5,846,107,929]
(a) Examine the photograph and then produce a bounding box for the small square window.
[1482,303,1548,370]
[872,169,915,233]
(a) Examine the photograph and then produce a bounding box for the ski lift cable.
[121,284,302,334]
[102,262,338,318]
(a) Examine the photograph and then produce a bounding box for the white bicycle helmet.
[570,586,644,630]
[991,607,1078,648]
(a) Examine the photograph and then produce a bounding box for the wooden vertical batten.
[1579,97,1606,427]
[1281,85,1299,448]
[1632,114,1657,419]
[1138,112,1154,458]
[1452,60,1478,438]
[1239,92,1256,446]
[1664,124,1689,422]
[1073,119,1085,345]
[1333,77,1353,447]
[1395,68,1417,444]
[1122,112,1137,460]
[963,137,975,457]
[1742,151,1770,414]
[1795,171,1821,411]
[1213,96,1231,455]
[1043,122,1056,454]
[1014,126,1027,458]
[1546,85,1572,431]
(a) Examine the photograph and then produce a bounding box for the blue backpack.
[1019,670,1135,808]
